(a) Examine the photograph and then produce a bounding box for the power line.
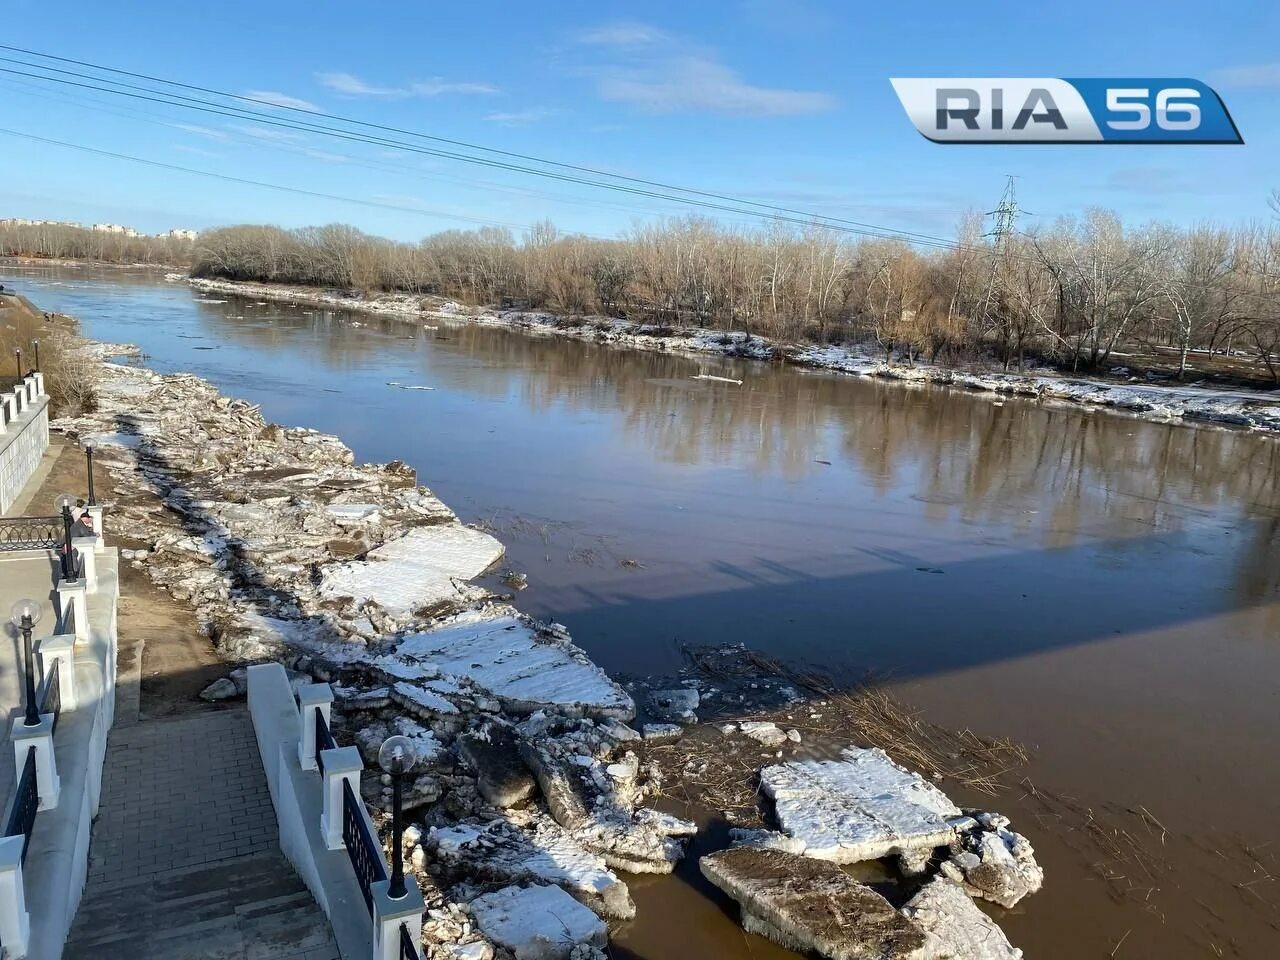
[0,127,535,230]
[0,46,969,249]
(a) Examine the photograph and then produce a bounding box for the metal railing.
[315,707,336,775]
[39,659,61,733]
[342,778,387,915]
[0,516,61,553]
[399,922,422,960]
[3,747,39,862]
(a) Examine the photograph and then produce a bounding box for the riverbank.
[185,275,1280,436]
[50,303,1047,958]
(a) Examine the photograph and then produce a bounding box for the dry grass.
[0,295,97,416]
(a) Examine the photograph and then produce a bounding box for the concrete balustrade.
[11,717,60,813]
[85,506,105,553]
[55,580,88,642]
[297,684,333,772]
[0,836,30,958]
[371,882,426,960]
[318,746,363,852]
[38,635,76,711]
[72,538,97,589]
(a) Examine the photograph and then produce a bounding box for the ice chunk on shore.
[377,608,633,719]
[902,877,1023,959]
[761,747,961,863]
[700,847,944,959]
[318,523,503,613]
[469,884,607,960]
[430,811,635,920]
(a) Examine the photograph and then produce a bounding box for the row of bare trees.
[0,222,194,266]
[180,207,1280,382]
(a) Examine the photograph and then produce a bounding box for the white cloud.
[484,108,553,126]
[577,22,670,46]
[302,148,349,164]
[230,125,306,142]
[172,123,227,141]
[1211,63,1280,88]
[244,90,318,111]
[317,72,498,98]
[596,55,835,116]
[573,22,836,116]
[172,144,219,158]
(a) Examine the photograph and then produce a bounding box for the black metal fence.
[399,922,422,960]
[315,707,336,775]
[0,516,61,553]
[3,746,39,862]
[39,658,61,732]
[342,778,387,915]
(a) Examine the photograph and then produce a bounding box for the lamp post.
[13,348,20,378]
[85,445,96,505]
[31,339,39,372]
[10,599,42,727]
[377,735,418,900]
[56,493,77,581]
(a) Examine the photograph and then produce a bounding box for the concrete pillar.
[0,835,30,959]
[55,579,88,642]
[85,505,106,552]
[8,387,21,416]
[23,377,35,406]
[73,537,98,588]
[298,683,334,772]
[11,716,59,812]
[31,372,44,397]
[371,879,426,960]
[0,395,8,434]
[38,634,76,710]
[318,746,362,851]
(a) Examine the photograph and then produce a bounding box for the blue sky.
[1,0,1277,242]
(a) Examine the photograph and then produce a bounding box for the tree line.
[0,221,194,266]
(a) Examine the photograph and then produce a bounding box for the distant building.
[157,228,198,241]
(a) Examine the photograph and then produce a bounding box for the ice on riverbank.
[469,884,608,960]
[376,609,634,719]
[902,877,1024,960]
[761,747,961,863]
[319,524,504,614]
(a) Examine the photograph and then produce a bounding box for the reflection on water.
[9,263,1280,959]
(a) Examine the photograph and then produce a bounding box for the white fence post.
[72,537,97,588]
[0,835,30,958]
[11,716,60,812]
[55,579,88,642]
[31,373,44,397]
[318,746,362,850]
[85,505,106,553]
[38,634,76,710]
[371,880,426,960]
[23,377,36,406]
[298,683,333,772]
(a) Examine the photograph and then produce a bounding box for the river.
[8,262,1280,958]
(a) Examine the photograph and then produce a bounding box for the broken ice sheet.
[761,747,961,863]
[318,523,504,614]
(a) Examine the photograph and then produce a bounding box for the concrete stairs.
[65,851,338,959]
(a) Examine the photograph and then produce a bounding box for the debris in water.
[386,381,435,390]
[692,374,744,385]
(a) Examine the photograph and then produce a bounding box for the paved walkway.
[67,708,339,959]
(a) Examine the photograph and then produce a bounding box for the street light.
[377,735,418,900]
[12,348,20,378]
[85,445,96,506]
[56,493,77,581]
[31,340,39,372]
[9,599,42,727]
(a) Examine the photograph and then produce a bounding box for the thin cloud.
[230,125,306,142]
[596,55,835,116]
[172,123,228,141]
[172,144,220,158]
[573,22,836,116]
[244,90,318,111]
[317,71,498,98]
[577,22,670,46]
[1211,63,1280,88]
[484,108,553,126]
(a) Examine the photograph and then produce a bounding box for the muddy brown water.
[8,263,1280,958]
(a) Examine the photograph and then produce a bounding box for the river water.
[9,263,1280,958]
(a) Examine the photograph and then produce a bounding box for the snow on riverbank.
[189,275,1280,434]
